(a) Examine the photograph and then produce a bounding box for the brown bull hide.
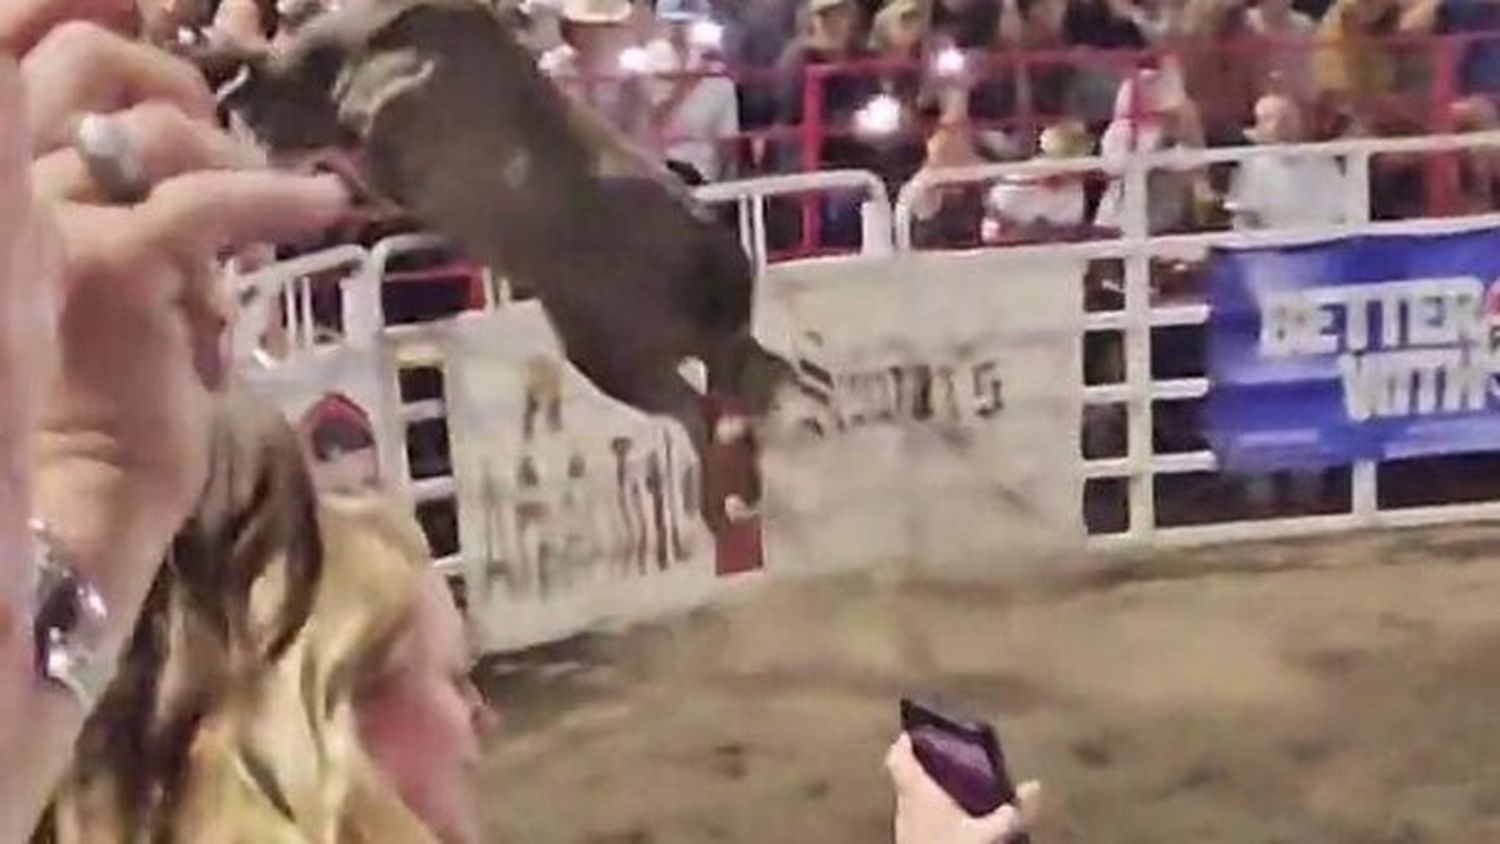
[221,0,791,531]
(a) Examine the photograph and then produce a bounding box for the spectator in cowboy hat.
[982,120,1095,244]
[540,0,636,75]
[541,0,657,144]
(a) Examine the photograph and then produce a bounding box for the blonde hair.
[40,385,325,842]
[41,388,439,842]
[163,495,438,844]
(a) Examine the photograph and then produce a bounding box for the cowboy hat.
[561,0,632,24]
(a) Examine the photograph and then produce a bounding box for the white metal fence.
[694,168,894,271]
[892,129,1500,548]
[237,132,1500,584]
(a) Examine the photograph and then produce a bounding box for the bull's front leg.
[578,355,759,536]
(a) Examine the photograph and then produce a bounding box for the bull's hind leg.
[587,363,732,534]
[704,333,797,419]
[615,363,769,536]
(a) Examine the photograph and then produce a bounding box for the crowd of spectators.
[137,0,1500,253]
[508,0,1500,250]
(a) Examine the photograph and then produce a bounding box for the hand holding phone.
[893,698,1034,843]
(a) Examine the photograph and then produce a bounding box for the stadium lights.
[933,46,966,78]
[690,20,724,50]
[619,45,651,74]
[854,93,903,137]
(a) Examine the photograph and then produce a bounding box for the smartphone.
[899,698,1028,840]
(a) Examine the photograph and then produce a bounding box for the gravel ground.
[477,524,1500,843]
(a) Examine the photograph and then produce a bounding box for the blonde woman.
[45,474,494,842]
[167,493,493,844]
[37,386,327,843]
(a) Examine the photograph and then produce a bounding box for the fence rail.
[233,127,1500,652]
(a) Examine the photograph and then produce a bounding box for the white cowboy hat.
[561,0,632,24]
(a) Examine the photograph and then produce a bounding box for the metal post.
[800,65,826,254]
[1121,155,1155,539]
[1345,149,1378,523]
[1425,35,1461,216]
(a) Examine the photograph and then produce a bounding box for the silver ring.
[74,112,148,204]
[29,519,115,711]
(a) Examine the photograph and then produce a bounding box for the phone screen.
[908,723,1002,795]
[900,698,1022,830]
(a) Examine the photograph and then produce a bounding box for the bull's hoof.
[714,414,749,445]
[724,495,759,523]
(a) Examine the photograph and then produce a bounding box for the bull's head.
[214,0,459,197]
[213,0,627,231]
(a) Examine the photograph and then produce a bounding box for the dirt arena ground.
[477,524,1500,843]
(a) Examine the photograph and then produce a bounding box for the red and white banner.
[241,247,1086,652]
[443,305,742,652]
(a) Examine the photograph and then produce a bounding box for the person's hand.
[23,18,217,152]
[0,2,216,487]
[0,1,133,469]
[1,4,339,837]
[23,21,347,550]
[0,55,61,559]
[886,734,1042,844]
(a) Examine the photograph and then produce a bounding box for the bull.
[212,0,793,530]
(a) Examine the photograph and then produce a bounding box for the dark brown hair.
[36,383,324,842]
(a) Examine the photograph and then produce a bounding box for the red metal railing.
[533,30,1500,257]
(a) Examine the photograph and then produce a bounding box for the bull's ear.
[216,55,266,113]
[334,46,436,140]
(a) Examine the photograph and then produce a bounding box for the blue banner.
[1207,227,1500,471]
